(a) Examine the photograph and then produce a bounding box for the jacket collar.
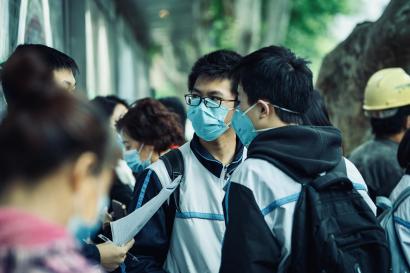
[190,134,244,178]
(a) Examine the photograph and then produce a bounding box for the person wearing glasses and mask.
[124,50,245,273]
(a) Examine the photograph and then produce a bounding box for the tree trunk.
[316,0,410,154]
[260,0,291,47]
[233,0,262,54]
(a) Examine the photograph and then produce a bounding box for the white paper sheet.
[110,175,182,246]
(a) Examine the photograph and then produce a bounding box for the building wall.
[0,0,150,108]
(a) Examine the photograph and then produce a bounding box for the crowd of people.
[0,43,409,273]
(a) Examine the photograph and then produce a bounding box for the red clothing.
[0,208,103,273]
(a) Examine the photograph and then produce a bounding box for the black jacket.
[220,125,348,273]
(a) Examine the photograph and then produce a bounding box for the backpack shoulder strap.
[334,158,347,174]
[159,149,184,181]
[159,149,184,212]
[378,187,410,213]
[393,187,410,212]
[376,196,393,211]
[311,159,352,191]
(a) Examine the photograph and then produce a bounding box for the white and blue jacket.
[125,135,245,273]
[219,126,376,273]
[389,173,410,267]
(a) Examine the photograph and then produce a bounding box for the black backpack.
[159,149,184,212]
[288,159,390,273]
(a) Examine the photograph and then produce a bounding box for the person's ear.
[257,100,271,119]
[70,152,98,193]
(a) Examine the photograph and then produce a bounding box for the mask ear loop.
[138,143,145,153]
[147,150,154,162]
[270,103,300,114]
[253,104,300,133]
[139,143,153,163]
[227,103,258,127]
[243,103,258,115]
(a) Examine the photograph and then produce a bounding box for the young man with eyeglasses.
[124,50,245,273]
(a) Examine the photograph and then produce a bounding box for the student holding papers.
[123,50,245,273]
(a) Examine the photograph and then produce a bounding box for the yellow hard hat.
[363,68,410,112]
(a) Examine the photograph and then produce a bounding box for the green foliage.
[205,0,357,74]
[284,0,358,73]
[206,0,235,50]
[151,0,360,97]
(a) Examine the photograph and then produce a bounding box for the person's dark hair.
[90,96,117,120]
[398,129,410,170]
[302,89,332,126]
[1,44,78,106]
[0,83,118,194]
[116,98,185,152]
[188,50,242,95]
[14,44,78,75]
[105,95,129,109]
[234,45,313,124]
[371,105,410,138]
[158,96,187,131]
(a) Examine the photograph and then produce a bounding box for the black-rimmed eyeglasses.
[184,94,239,109]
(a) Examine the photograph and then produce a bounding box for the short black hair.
[371,106,410,138]
[302,89,332,126]
[0,82,118,192]
[106,95,129,109]
[159,96,187,131]
[1,44,78,106]
[188,50,242,95]
[13,44,78,75]
[90,96,117,121]
[234,45,313,124]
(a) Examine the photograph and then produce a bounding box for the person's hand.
[96,239,135,272]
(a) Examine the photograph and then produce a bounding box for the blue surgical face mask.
[187,98,231,141]
[231,104,259,147]
[232,102,300,147]
[68,194,109,242]
[124,144,153,173]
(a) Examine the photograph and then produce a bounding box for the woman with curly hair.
[116,98,185,174]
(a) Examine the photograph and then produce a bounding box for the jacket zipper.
[220,165,228,187]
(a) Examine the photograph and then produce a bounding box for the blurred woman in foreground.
[0,84,120,273]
